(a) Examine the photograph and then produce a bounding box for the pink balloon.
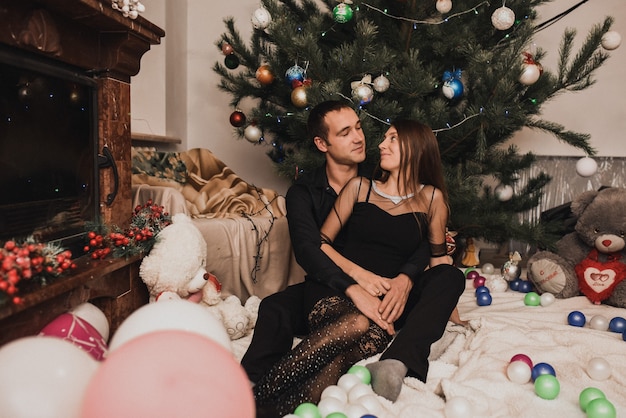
[80,330,254,418]
[40,313,108,361]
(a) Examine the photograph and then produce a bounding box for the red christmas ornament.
[221,43,234,55]
[229,110,246,127]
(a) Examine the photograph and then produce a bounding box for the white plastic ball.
[519,63,541,85]
[576,156,598,177]
[539,292,555,307]
[243,124,263,143]
[251,7,272,30]
[317,396,345,417]
[445,396,474,418]
[481,263,495,274]
[495,184,514,201]
[589,315,609,331]
[344,403,369,418]
[373,75,390,93]
[601,31,622,50]
[347,382,373,403]
[507,360,532,384]
[436,0,453,14]
[485,275,509,293]
[353,394,384,416]
[587,357,612,381]
[321,384,348,403]
[337,373,362,393]
[491,6,515,31]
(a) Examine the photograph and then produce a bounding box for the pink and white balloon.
[40,312,108,361]
[71,302,110,341]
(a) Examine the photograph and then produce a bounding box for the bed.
[231,270,626,417]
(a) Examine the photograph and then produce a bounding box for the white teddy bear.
[139,213,259,340]
[200,272,260,340]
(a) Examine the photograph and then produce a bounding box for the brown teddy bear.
[527,187,626,307]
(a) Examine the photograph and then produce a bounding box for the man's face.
[316,107,366,166]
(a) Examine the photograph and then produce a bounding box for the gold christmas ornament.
[291,86,308,108]
[255,65,274,85]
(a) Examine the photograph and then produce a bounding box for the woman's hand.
[353,269,391,298]
[378,274,412,323]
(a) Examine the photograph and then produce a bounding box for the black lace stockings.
[253,296,391,416]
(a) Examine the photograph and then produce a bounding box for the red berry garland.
[0,239,76,306]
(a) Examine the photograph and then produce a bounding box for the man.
[241,100,461,402]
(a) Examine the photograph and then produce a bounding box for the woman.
[253,120,464,414]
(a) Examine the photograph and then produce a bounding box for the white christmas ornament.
[111,0,145,19]
[601,31,622,50]
[373,75,390,93]
[251,7,272,30]
[519,63,541,86]
[436,0,453,14]
[244,124,262,143]
[491,6,515,31]
[351,75,374,105]
[576,156,598,177]
[495,184,514,201]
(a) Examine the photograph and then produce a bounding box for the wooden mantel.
[0,1,164,343]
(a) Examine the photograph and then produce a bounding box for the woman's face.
[379,125,401,172]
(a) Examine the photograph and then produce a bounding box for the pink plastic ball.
[473,276,486,288]
[510,353,533,369]
[80,330,254,418]
[466,270,480,280]
[40,313,108,361]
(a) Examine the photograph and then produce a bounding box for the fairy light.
[362,1,490,26]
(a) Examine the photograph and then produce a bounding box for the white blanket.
[232,274,626,417]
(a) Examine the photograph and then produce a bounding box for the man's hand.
[346,284,395,335]
[378,273,412,324]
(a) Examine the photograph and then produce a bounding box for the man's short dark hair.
[307,100,354,142]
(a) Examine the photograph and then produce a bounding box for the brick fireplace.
[0,0,164,343]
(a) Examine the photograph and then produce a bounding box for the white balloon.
[317,396,345,417]
[507,360,532,384]
[321,384,348,403]
[445,396,474,418]
[347,382,373,403]
[0,336,98,418]
[587,357,612,381]
[337,373,362,392]
[589,315,609,331]
[71,302,110,341]
[108,300,231,354]
[539,292,555,307]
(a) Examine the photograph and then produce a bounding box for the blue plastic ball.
[531,362,556,381]
[608,316,626,333]
[509,278,522,291]
[475,286,490,296]
[477,292,492,306]
[517,280,532,293]
[568,311,586,327]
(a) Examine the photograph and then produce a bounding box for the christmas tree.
[213,0,615,249]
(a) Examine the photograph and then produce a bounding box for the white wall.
[131,0,626,195]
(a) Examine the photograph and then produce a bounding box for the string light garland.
[361,1,490,26]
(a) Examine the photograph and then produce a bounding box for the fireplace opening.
[0,44,99,255]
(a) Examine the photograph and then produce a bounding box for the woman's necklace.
[372,181,417,204]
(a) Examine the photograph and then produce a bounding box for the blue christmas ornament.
[285,64,305,85]
[442,68,464,100]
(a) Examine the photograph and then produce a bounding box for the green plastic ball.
[347,364,371,385]
[524,291,541,306]
[534,374,560,400]
[463,267,477,277]
[293,402,321,418]
[326,413,348,418]
[586,398,616,418]
[579,387,606,412]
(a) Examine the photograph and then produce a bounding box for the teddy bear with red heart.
[527,187,626,307]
